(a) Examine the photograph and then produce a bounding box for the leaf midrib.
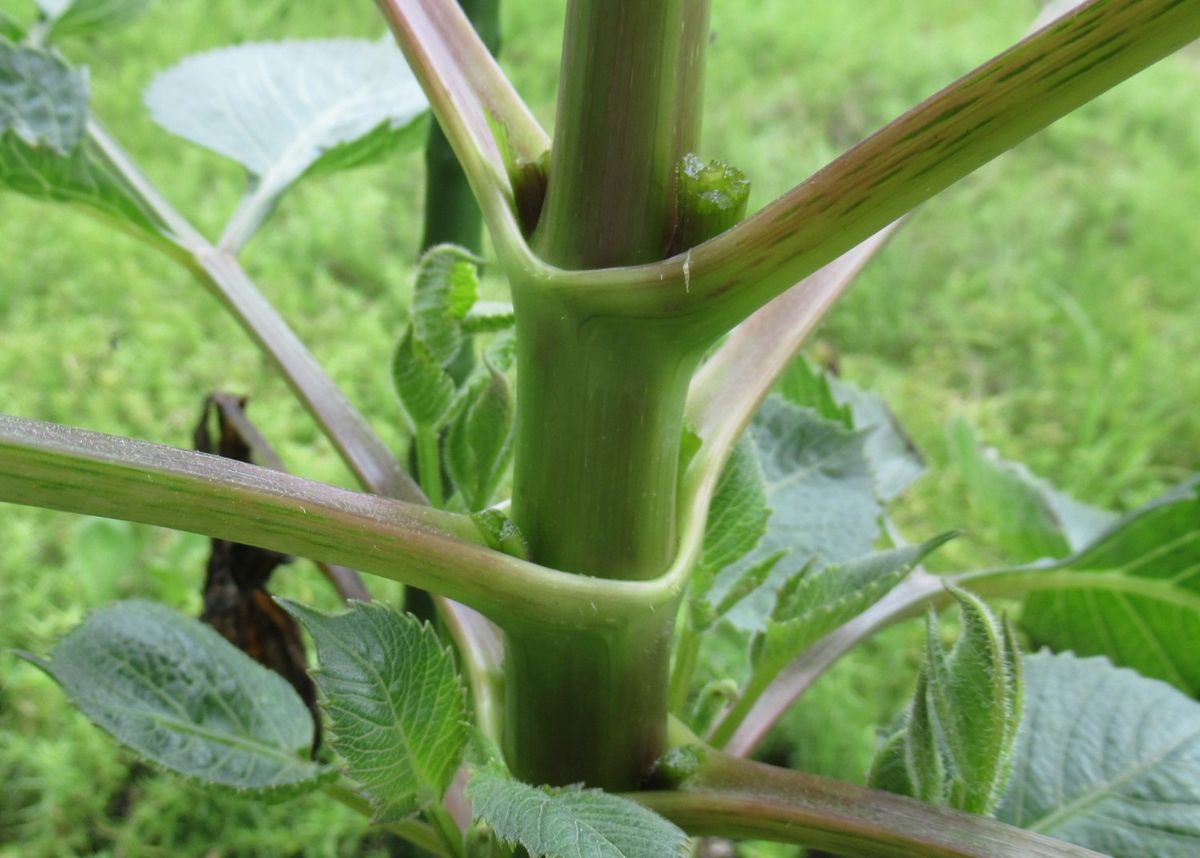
[1029,722,1200,835]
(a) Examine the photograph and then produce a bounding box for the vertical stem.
[416,428,445,508]
[668,615,703,713]
[533,0,710,268]
[511,292,701,580]
[503,0,711,791]
[504,616,675,790]
[502,286,701,790]
[421,0,502,252]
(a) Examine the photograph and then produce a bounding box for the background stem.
[636,748,1103,858]
[421,0,501,252]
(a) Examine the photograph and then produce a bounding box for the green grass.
[1,0,1198,854]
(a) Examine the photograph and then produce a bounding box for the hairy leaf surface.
[1015,479,1200,696]
[751,539,949,685]
[950,419,1115,561]
[391,329,457,431]
[447,365,514,511]
[466,768,689,858]
[145,39,427,237]
[281,600,466,822]
[997,652,1200,857]
[0,39,162,235]
[778,359,925,501]
[871,588,1022,815]
[17,600,325,793]
[719,398,881,628]
[694,435,769,600]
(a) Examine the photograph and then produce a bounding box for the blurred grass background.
[0,0,1196,854]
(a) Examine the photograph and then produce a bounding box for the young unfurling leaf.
[472,508,530,560]
[673,153,750,252]
[869,585,1022,816]
[392,328,457,432]
[750,537,953,685]
[447,364,515,511]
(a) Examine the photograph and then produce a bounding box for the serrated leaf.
[0,39,163,236]
[1013,478,1200,697]
[696,436,769,598]
[466,768,689,858]
[144,39,427,234]
[775,357,851,426]
[392,328,457,431]
[778,358,925,501]
[751,539,948,680]
[447,366,514,511]
[17,600,326,794]
[717,398,882,629]
[996,652,1200,857]
[829,377,925,502]
[38,0,152,38]
[706,551,785,629]
[950,419,1116,561]
[280,600,466,822]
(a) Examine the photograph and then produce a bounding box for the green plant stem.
[86,120,508,736]
[533,0,709,268]
[416,427,445,507]
[421,0,500,252]
[634,747,1103,857]
[324,780,453,857]
[86,121,424,504]
[426,801,466,858]
[503,613,676,790]
[502,0,715,774]
[506,0,717,758]
[374,0,547,265]
[0,414,683,628]
[511,293,701,579]
[540,0,1200,337]
[668,613,703,714]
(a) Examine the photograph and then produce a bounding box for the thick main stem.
[504,287,700,788]
[504,616,675,790]
[511,297,700,579]
[533,0,709,268]
[504,0,710,791]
